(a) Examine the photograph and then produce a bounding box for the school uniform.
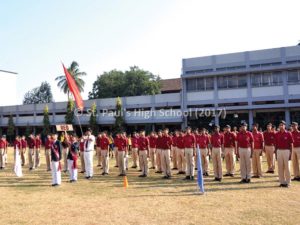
[28,137,36,169]
[51,140,62,185]
[14,140,23,177]
[149,136,157,169]
[131,136,139,168]
[223,131,236,175]
[20,139,27,166]
[176,135,186,174]
[252,131,264,177]
[35,138,42,167]
[292,130,300,179]
[263,131,276,172]
[156,136,164,173]
[114,136,127,176]
[45,138,53,171]
[96,137,102,167]
[172,135,178,169]
[211,132,224,180]
[195,133,210,175]
[0,139,6,169]
[138,136,149,176]
[100,136,110,174]
[183,133,196,178]
[160,135,173,178]
[67,141,79,182]
[84,135,95,178]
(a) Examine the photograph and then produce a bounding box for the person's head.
[233,126,237,132]
[150,131,155,137]
[86,128,92,136]
[101,131,107,137]
[21,135,25,140]
[163,128,169,135]
[225,125,231,132]
[1,135,6,140]
[158,130,162,137]
[186,127,192,134]
[52,133,58,140]
[133,132,137,137]
[47,134,51,139]
[140,130,145,137]
[199,128,205,134]
[278,121,286,131]
[36,134,40,139]
[214,125,220,133]
[252,123,259,132]
[266,123,272,131]
[240,122,248,132]
[98,133,101,138]
[15,135,20,141]
[291,122,298,131]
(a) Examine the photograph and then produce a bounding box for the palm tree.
[55,61,86,99]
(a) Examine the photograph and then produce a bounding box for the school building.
[0,45,300,134]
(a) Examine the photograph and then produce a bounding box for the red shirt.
[172,136,178,147]
[138,136,149,150]
[292,130,300,148]
[0,140,5,148]
[114,136,127,151]
[237,131,253,148]
[276,130,293,150]
[196,134,210,149]
[183,133,196,148]
[96,137,101,147]
[14,140,21,149]
[131,136,139,148]
[156,136,164,149]
[35,139,41,148]
[45,139,53,149]
[176,135,185,149]
[160,135,173,150]
[211,132,224,148]
[252,131,264,150]
[28,138,36,149]
[21,139,27,149]
[149,136,157,148]
[100,136,110,149]
[263,131,276,146]
[223,132,236,148]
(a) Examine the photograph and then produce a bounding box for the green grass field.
[1,148,300,225]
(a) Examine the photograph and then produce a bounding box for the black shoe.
[218,178,222,182]
[150,167,155,169]
[138,169,142,172]
[246,179,251,183]
[292,177,299,181]
[195,168,198,170]
[269,171,275,174]
[88,176,93,179]
[166,175,171,179]
[97,165,101,167]
[29,168,33,170]
[85,176,90,179]
[214,177,219,181]
[172,168,178,170]
[240,179,247,183]
[229,173,234,177]
[163,176,168,179]
[224,173,230,177]
[184,176,191,180]
[139,174,145,177]
[252,175,259,178]
[47,169,51,172]
[279,184,284,187]
[101,172,105,175]
[69,180,74,183]
[80,171,85,173]
[155,171,160,173]
[176,172,181,175]
[114,165,118,168]
[131,166,137,168]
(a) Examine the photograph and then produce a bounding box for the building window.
[186,77,214,92]
[287,70,300,84]
[217,75,247,89]
[251,71,283,87]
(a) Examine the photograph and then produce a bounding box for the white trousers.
[84,151,94,177]
[67,159,78,181]
[51,161,61,185]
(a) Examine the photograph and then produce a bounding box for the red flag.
[62,63,84,110]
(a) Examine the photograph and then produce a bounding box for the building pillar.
[285,109,291,126]
[248,110,253,127]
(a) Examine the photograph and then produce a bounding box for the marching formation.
[0,120,300,188]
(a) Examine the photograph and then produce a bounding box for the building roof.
[160,78,182,93]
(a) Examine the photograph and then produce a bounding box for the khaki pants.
[224,147,235,174]
[132,148,138,167]
[292,147,300,177]
[200,148,209,173]
[277,150,291,185]
[172,146,177,168]
[35,148,41,167]
[63,148,68,171]
[114,147,119,166]
[212,147,222,179]
[0,148,5,168]
[45,149,51,170]
[139,150,148,175]
[80,151,85,172]
[149,148,156,168]
[118,151,126,175]
[265,145,275,172]
[20,148,26,166]
[252,150,262,177]
[177,148,186,172]
[96,147,102,166]
[28,148,35,169]
[239,147,252,179]
[156,149,162,172]
[101,150,109,174]
[185,148,194,176]
[161,149,171,177]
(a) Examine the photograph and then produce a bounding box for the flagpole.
[76,111,84,137]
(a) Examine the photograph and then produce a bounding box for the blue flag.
[196,145,205,193]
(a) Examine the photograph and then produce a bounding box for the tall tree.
[89,102,98,135]
[88,66,161,99]
[7,115,15,143]
[55,61,86,99]
[23,81,53,104]
[113,97,125,134]
[42,105,51,137]
[65,99,75,124]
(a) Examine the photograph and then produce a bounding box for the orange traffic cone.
[123,176,129,189]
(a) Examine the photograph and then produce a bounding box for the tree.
[88,66,161,99]
[7,115,15,143]
[89,102,98,135]
[55,61,86,99]
[42,105,51,137]
[113,97,125,134]
[23,82,53,104]
[65,99,75,125]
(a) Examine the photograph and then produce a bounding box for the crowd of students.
[0,120,300,188]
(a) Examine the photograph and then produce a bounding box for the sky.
[1,0,300,105]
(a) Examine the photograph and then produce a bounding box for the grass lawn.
[0,148,300,225]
